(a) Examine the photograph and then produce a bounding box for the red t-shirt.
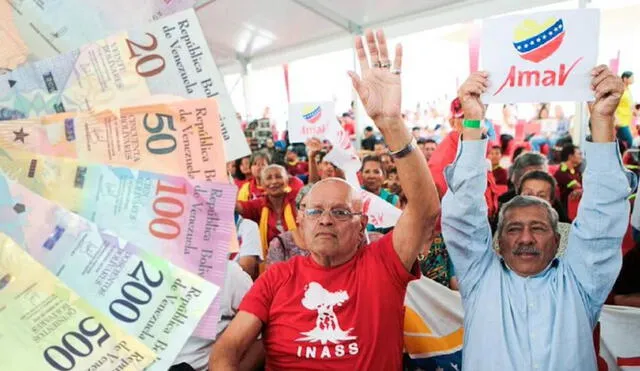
[287,161,309,177]
[239,232,420,370]
[342,119,356,136]
[492,166,509,186]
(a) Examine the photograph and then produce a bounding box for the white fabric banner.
[404,277,640,370]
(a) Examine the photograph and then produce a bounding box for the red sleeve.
[428,132,460,199]
[485,171,500,218]
[289,176,304,193]
[239,263,288,323]
[366,232,420,289]
[239,199,263,223]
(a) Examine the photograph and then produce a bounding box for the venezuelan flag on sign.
[403,277,464,371]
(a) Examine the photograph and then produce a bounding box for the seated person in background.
[237,165,299,274]
[518,170,570,223]
[488,145,509,185]
[232,213,263,280]
[362,155,400,234]
[443,65,634,370]
[211,29,440,370]
[418,227,459,290]
[611,242,640,307]
[285,146,309,179]
[384,168,407,209]
[374,141,388,156]
[237,151,304,201]
[554,144,583,211]
[498,151,548,207]
[172,261,263,371]
[380,153,394,174]
[306,138,345,183]
[417,137,437,162]
[232,156,251,188]
[361,155,399,207]
[360,126,377,151]
[266,185,312,268]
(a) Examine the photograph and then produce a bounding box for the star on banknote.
[12,128,28,143]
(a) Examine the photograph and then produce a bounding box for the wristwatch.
[389,138,417,159]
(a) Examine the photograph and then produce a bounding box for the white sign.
[481,9,600,103]
[288,102,338,143]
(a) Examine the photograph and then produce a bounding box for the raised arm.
[306,138,323,184]
[349,30,439,270]
[440,72,495,294]
[564,66,636,313]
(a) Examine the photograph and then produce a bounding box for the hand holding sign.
[590,65,625,142]
[458,71,489,120]
[349,29,402,127]
[305,138,323,157]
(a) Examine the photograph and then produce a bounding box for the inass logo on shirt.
[295,282,359,359]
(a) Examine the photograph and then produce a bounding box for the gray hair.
[509,152,548,187]
[260,164,287,182]
[295,184,314,210]
[496,196,559,239]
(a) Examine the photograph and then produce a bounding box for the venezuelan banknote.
[0,99,239,338]
[0,175,219,370]
[0,8,249,161]
[0,232,156,371]
[0,99,226,181]
[0,147,236,338]
[0,0,195,71]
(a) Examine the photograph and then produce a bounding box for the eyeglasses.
[304,208,362,221]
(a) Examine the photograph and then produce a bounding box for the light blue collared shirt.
[441,138,636,371]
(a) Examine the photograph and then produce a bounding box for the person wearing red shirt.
[488,145,509,185]
[211,30,440,371]
[340,113,356,141]
[553,144,583,211]
[285,147,309,178]
[237,164,299,274]
[238,152,304,201]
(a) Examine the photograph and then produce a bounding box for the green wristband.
[463,119,481,129]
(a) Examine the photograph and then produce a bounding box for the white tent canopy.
[196,0,565,74]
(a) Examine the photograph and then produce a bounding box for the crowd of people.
[169,29,639,371]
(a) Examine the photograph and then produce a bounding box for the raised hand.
[305,138,323,157]
[590,65,624,143]
[458,71,489,120]
[590,65,625,121]
[349,30,402,127]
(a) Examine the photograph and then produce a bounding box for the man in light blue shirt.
[442,66,636,371]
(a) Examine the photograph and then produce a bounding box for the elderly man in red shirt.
[210,29,440,370]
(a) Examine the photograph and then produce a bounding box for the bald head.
[307,178,363,213]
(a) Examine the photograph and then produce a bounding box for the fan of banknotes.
[0,5,250,370]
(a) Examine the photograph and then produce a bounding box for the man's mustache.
[513,244,541,256]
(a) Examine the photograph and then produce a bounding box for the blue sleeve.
[563,141,637,324]
[441,138,494,297]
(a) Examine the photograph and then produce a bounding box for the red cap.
[450,98,464,119]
